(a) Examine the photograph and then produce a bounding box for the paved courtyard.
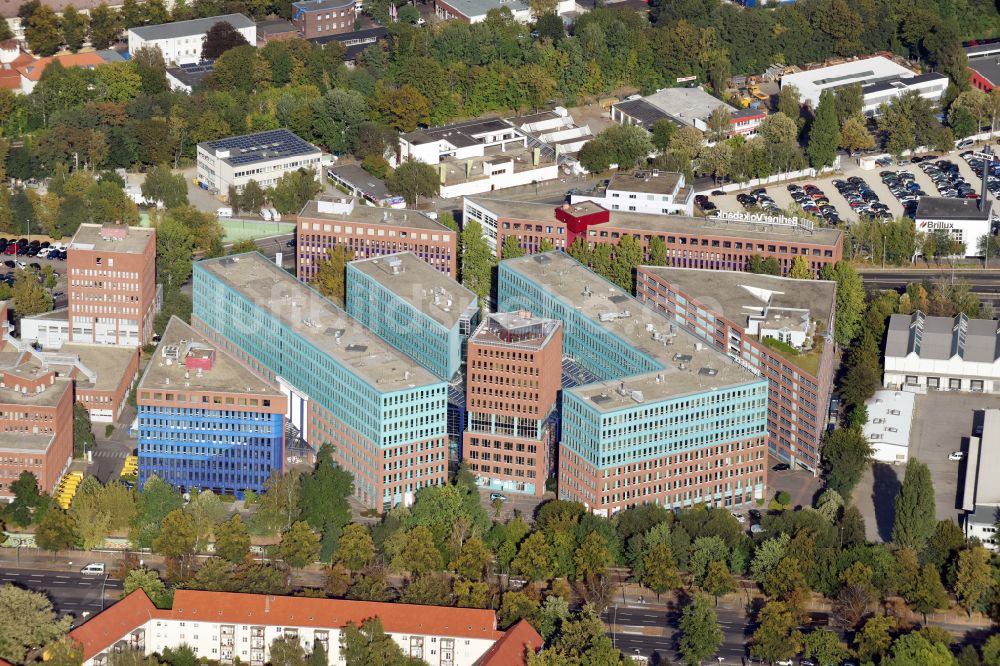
[852,391,995,542]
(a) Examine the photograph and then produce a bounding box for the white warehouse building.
[780,56,948,115]
[862,390,915,464]
[196,129,322,195]
[71,590,541,666]
[128,14,256,65]
[883,311,1000,394]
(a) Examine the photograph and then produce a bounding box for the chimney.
[439,163,447,184]
[980,148,991,211]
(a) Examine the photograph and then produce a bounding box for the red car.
[4,245,15,255]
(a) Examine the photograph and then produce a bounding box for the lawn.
[762,335,825,376]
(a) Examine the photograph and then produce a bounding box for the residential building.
[433,0,574,23]
[884,311,1000,393]
[192,252,448,510]
[137,317,286,497]
[779,56,947,113]
[464,312,563,496]
[498,252,769,516]
[962,408,1000,549]
[569,170,695,216]
[127,14,256,65]
[464,198,843,274]
[611,87,766,137]
[68,224,157,347]
[862,390,915,464]
[914,195,993,256]
[196,129,322,195]
[291,0,355,38]
[326,164,404,208]
[635,267,837,471]
[0,332,74,500]
[16,50,124,94]
[69,589,542,666]
[346,253,478,381]
[296,197,457,279]
[967,42,1000,92]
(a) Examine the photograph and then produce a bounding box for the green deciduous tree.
[313,245,350,306]
[501,234,526,259]
[268,635,306,666]
[892,458,937,552]
[678,594,723,666]
[0,584,73,663]
[499,591,541,629]
[278,520,321,569]
[908,564,949,623]
[788,255,813,279]
[461,221,496,303]
[391,525,443,576]
[201,21,251,60]
[955,546,995,616]
[335,523,375,571]
[574,531,611,583]
[12,268,54,317]
[839,114,875,154]
[339,618,420,666]
[88,3,121,50]
[141,165,188,209]
[641,542,680,600]
[802,630,849,666]
[856,615,896,664]
[25,5,62,56]
[271,169,321,215]
[822,427,874,499]
[750,601,802,664]
[35,509,78,558]
[213,514,250,564]
[122,568,172,608]
[73,402,95,458]
[512,531,554,582]
[702,559,737,605]
[807,89,840,168]
[5,471,45,527]
[400,573,453,606]
[386,161,440,206]
[61,6,88,52]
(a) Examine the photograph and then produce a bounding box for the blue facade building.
[191,252,449,510]
[136,316,286,498]
[497,252,770,516]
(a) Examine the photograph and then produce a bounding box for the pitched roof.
[69,589,158,661]
[167,590,503,640]
[475,620,543,665]
[129,13,255,41]
[17,51,108,81]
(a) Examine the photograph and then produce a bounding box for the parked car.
[949,451,965,461]
[489,492,507,502]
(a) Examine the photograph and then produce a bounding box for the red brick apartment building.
[291,0,356,38]
[463,312,562,497]
[0,364,73,500]
[68,224,157,347]
[635,266,838,471]
[463,198,843,276]
[296,198,458,280]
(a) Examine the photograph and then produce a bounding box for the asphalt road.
[860,268,1000,307]
[602,604,750,663]
[0,567,123,624]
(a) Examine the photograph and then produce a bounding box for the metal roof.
[199,129,320,167]
[130,13,255,41]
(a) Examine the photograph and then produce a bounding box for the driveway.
[852,391,991,542]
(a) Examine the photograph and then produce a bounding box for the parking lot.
[852,391,992,542]
[0,238,69,302]
[698,145,991,224]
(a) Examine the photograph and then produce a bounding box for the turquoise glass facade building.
[345,253,478,381]
[497,252,770,516]
[191,252,449,510]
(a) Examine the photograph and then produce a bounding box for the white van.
[260,208,273,222]
[80,562,105,575]
[216,207,233,219]
[269,207,281,222]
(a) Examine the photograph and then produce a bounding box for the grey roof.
[298,198,450,232]
[637,266,836,334]
[885,311,1000,362]
[612,99,671,128]
[196,252,440,391]
[69,224,154,254]
[966,409,1000,509]
[435,0,529,18]
[965,42,1000,58]
[861,71,947,95]
[166,60,214,88]
[130,13,254,41]
[915,195,992,221]
[401,118,513,147]
[292,0,354,10]
[199,129,320,168]
[968,51,1000,87]
[639,87,737,127]
[256,19,297,35]
[347,253,475,329]
[309,26,387,50]
[327,164,391,200]
[470,312,561,351]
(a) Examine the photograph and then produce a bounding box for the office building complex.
[635,267,837,471]
[70,589,542,666]
[498,252,769,516]
[297,198,458,280]
[196,129,322,195]
[884,311,1000,393]
[192,252,448,510]
[465,198,843,275]
[0,343,73,500]
[136,317,286,497]
[69,224,157,347]
[570,170,695,216]
[346,253,478,381]
[51,343,138,423]
[127,14,256,65]
[291,0,356,38]
[464,312,562,497]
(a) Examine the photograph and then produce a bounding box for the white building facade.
[73,590,538,666]
[862,390,915,464]
[962,409,1000,550]
[127,14,256,65]
[883,311,1000,394]
[570,170,695,216]
[196,129,322,195]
